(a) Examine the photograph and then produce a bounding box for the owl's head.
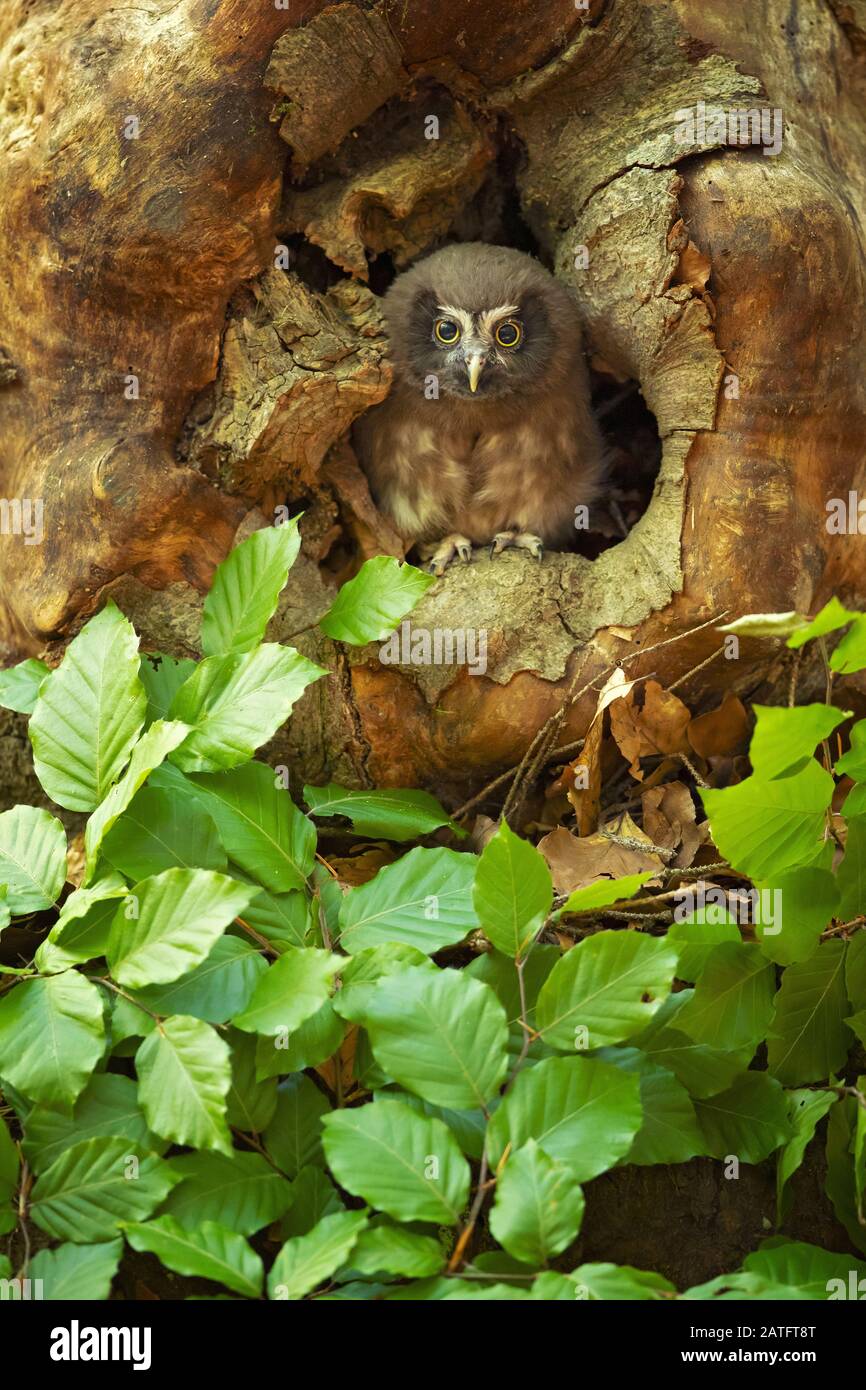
[382,242,582,402]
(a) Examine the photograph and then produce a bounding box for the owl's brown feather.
[354,243,605,557]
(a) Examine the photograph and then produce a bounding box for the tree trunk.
[3,0,865,812]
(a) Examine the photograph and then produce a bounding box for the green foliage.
[2,562,866,1300]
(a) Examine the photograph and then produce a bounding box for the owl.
[353,242,606,575]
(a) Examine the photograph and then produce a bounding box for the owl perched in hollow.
[353,242,606,575]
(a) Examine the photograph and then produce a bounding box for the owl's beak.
[465,350,487,393]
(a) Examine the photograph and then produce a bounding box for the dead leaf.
[567,669,639,835]
[326,847,395,886]
[641,780,708,869]
[66,833,85,888]
[675,238,712,292]
[469,814,499,853]
[609,679,692,780]
[688,691,750,760]
[538,826,663,895]
[315,1025,358,1093]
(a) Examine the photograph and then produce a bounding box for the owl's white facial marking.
[476,304,520,342]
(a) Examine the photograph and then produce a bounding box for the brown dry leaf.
[609,679,692,780]
[676,239,712,292]
[537,826,663,895]
[641,780,708,869]
[326,847,395,886]
[66,833,86,889]
[567,669,638,834]
[469,814,499,853]
[315,1025,358,1093]
[688,691,750,760]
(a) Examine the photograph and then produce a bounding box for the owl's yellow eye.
[434,318,461,345]
[495,319,523,348]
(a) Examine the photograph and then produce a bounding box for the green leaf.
[264,1075,330,1178]
[254,1000,344,1076]
[786,598,859,649]
[666,913,740,982]
[836,817,866,921]
[700,760,834,880]
[0,972,105,1110]
[322,1099,471,1225]
[268,1210,368,1300]
[547,1263,675,1301]
[675,942,776,1050]
[22,1073,161,1174]
[189,762,315,892]
[825,1095,866,1254]
[472,820,551,958]
[837,718,866,780]
[490,1140,585,1266]
[0,658,49,714]
[357,966,509,1110]
[107,868,256,988]
[744,1239,866,1297]
[241,886,312,950]
[347,1221,445,1279]
[535,930,677,1049]
[557,872,655,916]
[83,719,190,881]
[830,614,866,674]
[596,1048,705,1165]
[132,935,268,1023]
[0,805,66,914]
[754,867,839,965]
[767,939,851,1084]
[202,521,301,657]
[168,644,325,773]
[335,943,436,1022]
[231,946,340,1037]
[486,1055,642,1180]
[0,1116,18,1201]
[776,1089,838,1224]
[318,556,435,645]
[694,1073,794,1163]
[35,876,127,974]
[637,1025,753,1098]
[29,1137,177,1242]
[160,1149,292,1235]
[102,785,226,879]
[338,847,477,955]
[138,654,197,724]
[847,930,866,1007]
[29,1238,123,1300]
[29,603,146,811]
[124,1216,263,1298]
[749,704,850,780]
[279,1166,343,1240]
[304,782,460,842]
[225,1028,278,1132]
[136,1015,233,1153]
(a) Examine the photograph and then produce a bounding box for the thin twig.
[677,752,710,789]
[236,916,280,959]
[447,1150,491,1274]
[667,645,726,693]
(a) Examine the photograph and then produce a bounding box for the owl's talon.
[422,533,474,577]
[490,530,544,559]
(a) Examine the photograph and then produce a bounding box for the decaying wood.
[1,0,866,812]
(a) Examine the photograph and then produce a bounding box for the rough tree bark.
[3,0,865,816]
[2,0,866,1287]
